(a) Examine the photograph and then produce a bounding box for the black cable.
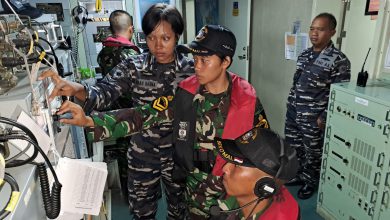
[4,133,32,164]
[37,163,62,219]
[0,117,62,219]
[37,37,63,76]
[33,43,64,77]
[1,135,38,168]
[246,199,261,220]
[38,37,58,61]
[0,173,20,220]
[4,143,31,164]
[0,117,60,182]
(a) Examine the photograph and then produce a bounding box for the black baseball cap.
[215,128,298,181]
[178,24,236,57]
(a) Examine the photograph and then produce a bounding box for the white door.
[219,0,251,80]
[341,0,377,79]
[312,0,345,48]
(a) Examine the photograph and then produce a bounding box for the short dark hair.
[217,55,233,69]
[315,13,337,30]
[142,3,184,39]
[109,10,133,34]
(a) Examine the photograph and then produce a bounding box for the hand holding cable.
[56,100,94,127]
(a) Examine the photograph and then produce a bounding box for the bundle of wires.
[0,117,62,219]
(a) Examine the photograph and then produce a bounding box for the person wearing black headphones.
[214,127,300,220]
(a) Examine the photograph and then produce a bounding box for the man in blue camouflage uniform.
[95,10,140,200]
[97,10,140,78]
[40,4,193,219]
[284,13,351,199]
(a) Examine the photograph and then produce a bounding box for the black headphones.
[72,5,88,25]
[253,138,286,199]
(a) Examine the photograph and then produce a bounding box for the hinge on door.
[326,125,331,139]
[336,31,347,44]
[246,46,249,60]
[343,0,351,10]
[330,90,336,101]
[336,37,342,45]
[329,102,334,114]
[318,192,323,204]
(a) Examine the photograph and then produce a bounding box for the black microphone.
[210,197,262,216]
[357,48,371,87]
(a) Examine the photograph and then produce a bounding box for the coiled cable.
[0,117,62,219]
[37,163,61,219]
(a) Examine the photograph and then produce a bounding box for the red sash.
[179,72,256,176]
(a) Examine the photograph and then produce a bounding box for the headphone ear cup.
[74,16,80,24]
[254,177,277,199]
[72,6,87,25]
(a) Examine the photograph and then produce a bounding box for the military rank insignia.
[152,96,173,111]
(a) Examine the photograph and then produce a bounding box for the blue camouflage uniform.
[96,36,140,197]
[97,35,141,77]
[285,42,350,186]
[83,50,194,219]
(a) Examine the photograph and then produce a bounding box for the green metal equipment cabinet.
[317,79,390,220]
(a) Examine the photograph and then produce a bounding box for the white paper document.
[285,32,309,60]
[9,111,52,162]
[56,157,108,216]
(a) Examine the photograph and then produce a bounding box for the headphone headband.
[254,136,286,199]
[72,5,88,25]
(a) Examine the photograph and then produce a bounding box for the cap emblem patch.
[239,129,258,144]
[195,26,208,42]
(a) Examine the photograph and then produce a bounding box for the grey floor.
[111,185,324,220]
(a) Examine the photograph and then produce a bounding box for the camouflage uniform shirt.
[186,75,268,218]
[97,35,140,76]
[84,50,194,113]
[85,50,193,219]
[87,73,269,218]
[287,42,351,122]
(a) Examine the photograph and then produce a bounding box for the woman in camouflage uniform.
[57,25,269,219]
[39,4,194,219]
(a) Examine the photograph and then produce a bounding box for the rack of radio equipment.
[0,11,87,220]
